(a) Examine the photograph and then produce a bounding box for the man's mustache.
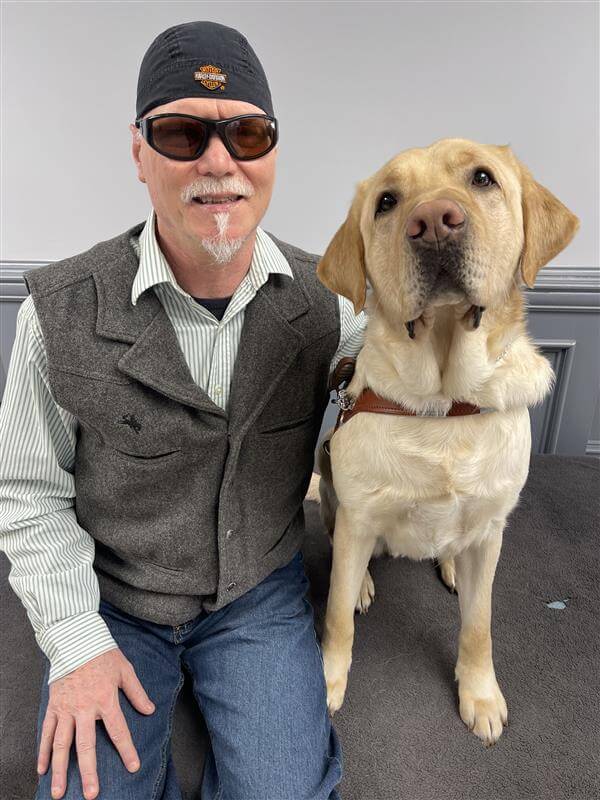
[181,177,255,203]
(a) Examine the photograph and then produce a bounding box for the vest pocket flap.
[258,411,315,435]
[113,447,182,463]
[48,369,188,458]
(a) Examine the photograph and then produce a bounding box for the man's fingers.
[74,715,99,800]
[102,707,141,773]
[120,663,155,715]
[37,709,58,774]
[37,650,146,796]
[50,715,75,799]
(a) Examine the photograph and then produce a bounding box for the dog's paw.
[325,673,348,716]
[322,647,351,715]
[439,558,456,592]
[355,569,375,614]
[458,682,508,745]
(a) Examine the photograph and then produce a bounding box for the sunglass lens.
[225,117,276,158]
[151,117,207,159]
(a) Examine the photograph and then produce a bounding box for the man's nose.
[406,199,466,247]
[195,130,236,174]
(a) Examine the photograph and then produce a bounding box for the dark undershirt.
[192,295,232,322]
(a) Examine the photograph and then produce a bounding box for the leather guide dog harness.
[323,356,483,455]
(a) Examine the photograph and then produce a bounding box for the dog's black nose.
[407,199,466,247]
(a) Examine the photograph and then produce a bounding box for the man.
[0,20,367,800]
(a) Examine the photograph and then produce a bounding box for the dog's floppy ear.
[516,157,580,288]
[317,181,368,314]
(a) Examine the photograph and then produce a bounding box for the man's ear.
[317,182,368,314]
[516,158,580,288]
[130,123,146,184]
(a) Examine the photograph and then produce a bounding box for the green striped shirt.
[0,208,367,683]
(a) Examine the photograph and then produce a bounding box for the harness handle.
[328,356,356,394]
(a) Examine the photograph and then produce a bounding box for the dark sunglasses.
[134,113,278,161]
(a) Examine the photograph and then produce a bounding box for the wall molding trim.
[2,260,599,303]
[536,340,577,454]
[2,261,598,456]
[0,261,48,302]
[524,266,600,313]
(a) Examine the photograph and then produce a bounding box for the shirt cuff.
[36,611,119,684]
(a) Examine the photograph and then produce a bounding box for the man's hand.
[37,648,155,800]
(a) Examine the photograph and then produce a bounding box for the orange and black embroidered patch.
[193,65,228,91]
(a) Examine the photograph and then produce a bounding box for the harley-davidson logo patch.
[194,65,227,91]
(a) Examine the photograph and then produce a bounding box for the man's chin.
[199,233,250,265]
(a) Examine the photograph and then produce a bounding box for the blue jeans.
[34,551,343,799]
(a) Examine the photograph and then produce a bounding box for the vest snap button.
[226,581,236,591]
[226,529,234,539]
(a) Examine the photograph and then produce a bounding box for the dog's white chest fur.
[329,405,531,561]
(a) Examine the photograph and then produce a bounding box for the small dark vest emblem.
[119,413,142,434]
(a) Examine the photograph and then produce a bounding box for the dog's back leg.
[315,428,339,535]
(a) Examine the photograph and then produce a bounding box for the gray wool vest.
[23,221,339,625]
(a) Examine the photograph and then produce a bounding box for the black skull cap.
[136,21,274,120]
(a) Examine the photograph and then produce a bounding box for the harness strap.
[323,357,482,455]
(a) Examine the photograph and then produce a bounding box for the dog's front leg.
[454,519,508,745]
[321,503,375,714]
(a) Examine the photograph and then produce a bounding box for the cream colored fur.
[310,138,579,745]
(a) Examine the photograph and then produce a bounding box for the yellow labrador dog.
[313,138,579,745]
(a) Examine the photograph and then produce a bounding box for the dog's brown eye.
[376,192,397,215]
[472,169,495,187]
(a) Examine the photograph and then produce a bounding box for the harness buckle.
[337,388,356,411]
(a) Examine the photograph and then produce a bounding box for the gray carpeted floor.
[302,455,600,800]
[1,455,599,799]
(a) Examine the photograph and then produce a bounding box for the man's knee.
[33,662,185,800]
[34,747,181,800]
[205,715,342,800]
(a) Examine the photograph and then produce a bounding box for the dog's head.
[317,138,580,322]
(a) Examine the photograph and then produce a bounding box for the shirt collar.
[131,207,293,306]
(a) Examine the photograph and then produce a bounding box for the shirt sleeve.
[0,296,118,684]
[329,294,368,376]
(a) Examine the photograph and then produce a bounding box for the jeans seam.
[181,660,224,800]
[151,670,185,800]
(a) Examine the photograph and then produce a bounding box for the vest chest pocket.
[50,368,186,458]
[257,410,315,435]
[254,333,335,434]
[111,447,182,464]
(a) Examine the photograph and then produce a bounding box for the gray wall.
[1,1,599,454]
[2,0,597,261]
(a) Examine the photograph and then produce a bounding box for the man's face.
[130,97,277,257]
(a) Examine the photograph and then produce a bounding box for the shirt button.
[226,529,234,539]
[214,386,222,394]
[227,582,236,591]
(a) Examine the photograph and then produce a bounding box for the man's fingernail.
[129,760,140,771]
